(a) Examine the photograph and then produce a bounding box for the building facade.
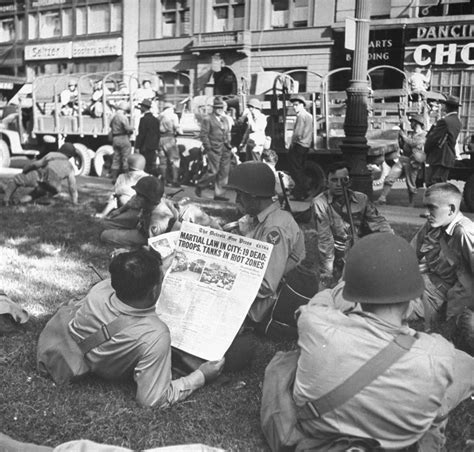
[0,0,139,81]
[136,0,473,142]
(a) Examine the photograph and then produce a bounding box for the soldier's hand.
[198,358,225,383]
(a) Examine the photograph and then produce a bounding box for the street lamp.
[341,0,372,197]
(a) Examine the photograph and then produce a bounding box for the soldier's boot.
[375,184,391,205]
[408,191,415,207]
[171,166,181,188]
[2,180,17,206]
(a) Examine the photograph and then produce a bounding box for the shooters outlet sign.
[25,38,122,61]
[409,24,473,66]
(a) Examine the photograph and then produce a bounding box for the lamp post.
[341,0,372,197]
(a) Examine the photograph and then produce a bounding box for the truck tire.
[93,145,114,177]
[0,139,11,168]
[71,143,92,176]
[463,174,474,212]
[305,160,326,196]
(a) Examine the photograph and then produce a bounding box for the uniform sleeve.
[200,117,211,152]
[302,114,313,143]
[363,200,393,234]
[312,199,335,277]
[446,225,474,318]
[134,331,205,408]
[257,226,291,299]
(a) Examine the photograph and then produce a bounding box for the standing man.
[410,183,474,332]
[376,114,427,206]
[288,94,313,201]
[135,99,160,176]
[424,95,462,186]
[159,101,181,187]
[109,101,134,181]
[195,97,232,201]
[312,161,393,286]
[225,162,306,324]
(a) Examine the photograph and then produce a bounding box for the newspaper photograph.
[155,221,273,361]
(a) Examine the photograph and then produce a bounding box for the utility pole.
[341,0,372,197]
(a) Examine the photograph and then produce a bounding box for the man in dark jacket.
[424,95,462,186]
[135,99,160,175]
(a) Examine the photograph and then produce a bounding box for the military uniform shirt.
[245,202,305,322]
[69,279,205,408]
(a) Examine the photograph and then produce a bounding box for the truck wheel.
[463,174,474,212]
[93,145,114,177]
[305,161,326,196]
[0,139,11,168]
[71,143,92,176]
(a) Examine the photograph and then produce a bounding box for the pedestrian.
[2,142,78,206]
[410,183,474,333]
[135,98,160,176]
[288,94,312,200]
[424,95,462,186]
[109,101,134,181]
[238,98,267,161]
[195,97,233,201]
[376,114,426,206]
[159,101,181,187]
[261,233,474,451]
[311,161,393,287]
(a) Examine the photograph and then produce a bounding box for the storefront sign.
[25,42,71,60]
[409,24,474,66]
[29,0,72,8]
[72,38,122,58]
[25,38,122,61]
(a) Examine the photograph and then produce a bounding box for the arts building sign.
[25,38,122,61]
[410,24,473,66]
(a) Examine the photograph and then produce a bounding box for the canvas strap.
[297,333,417,420]
[76,315,135,355]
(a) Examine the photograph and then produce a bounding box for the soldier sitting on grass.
[69,248,224,408]
[2,143,78,206]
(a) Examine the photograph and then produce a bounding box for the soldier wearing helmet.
[95,153,148,219]
[262,233,474,451]
[225,161,305,323]
[238,98,267,161]
[109,100,134,181]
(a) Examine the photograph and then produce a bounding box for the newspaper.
[154,221,273,361]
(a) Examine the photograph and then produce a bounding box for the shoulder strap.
[297,333,417,420]
[76,315,135,355]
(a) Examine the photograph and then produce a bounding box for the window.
[28,13,38,39]
[160,72,190,95]
[61,9,72,36]
[110,2,122,32]
[417,0,473,17]
[271,0,308,29]
[16,15,25,40]
[39,11,60,38]
[0,18,15,42]
[76,7,86,35]
[88,4,109,34]
[162,0,189,37]
[213,0,245,32]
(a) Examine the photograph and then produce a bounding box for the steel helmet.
[343,233,424,304]
[128,153,146,171]
[247,98,261,110]
[226,162,275,197]
[132,176,164,204]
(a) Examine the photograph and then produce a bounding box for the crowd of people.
[0,88,473,452]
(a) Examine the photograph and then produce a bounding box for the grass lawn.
[0,179,472,451]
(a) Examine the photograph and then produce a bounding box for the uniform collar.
[445,212,464,236]
[256,201,280,224]
[326,189,358,204]
[109,292,157,317]
[445,111,457,117]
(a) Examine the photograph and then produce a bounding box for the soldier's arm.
[363,200,393,234]
[312,199,336,278]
